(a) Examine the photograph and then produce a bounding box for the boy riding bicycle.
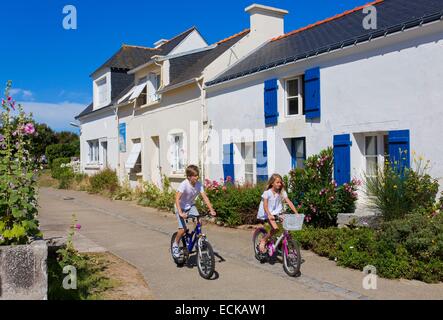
[172,165,216,259]
[257,174,300,254]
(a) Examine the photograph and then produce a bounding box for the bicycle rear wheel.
[171,232,188,267]
[197,238,215,280]
[283,238,301,277]
[252,228,268,262]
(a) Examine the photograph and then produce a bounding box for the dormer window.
[148,72,161,103]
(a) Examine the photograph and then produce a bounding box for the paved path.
[38,187,443,300]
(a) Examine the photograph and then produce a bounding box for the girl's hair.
[266,174,285,192]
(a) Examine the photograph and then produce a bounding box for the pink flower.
[222,186,227,191]
[23,123,35,135]
[0,134,4,142]
[7,96,12,101]
[75,224,82,230]
[226,176,232,183]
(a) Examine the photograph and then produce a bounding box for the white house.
[76,4,287,188]
[204,0,443,203]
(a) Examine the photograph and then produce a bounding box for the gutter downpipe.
[112,104,121,182]
[196,76,207,181]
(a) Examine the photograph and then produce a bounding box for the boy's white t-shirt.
[177,179,204,211]
[257,189,288,220]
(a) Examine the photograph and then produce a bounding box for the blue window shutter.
[256,141,268,182]
[388,130,410,174]
[223,143,235,182]
[304,67,321,119]
[333,134,352,186]
[264,79,279,126]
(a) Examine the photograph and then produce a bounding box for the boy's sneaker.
[172,243,181,259]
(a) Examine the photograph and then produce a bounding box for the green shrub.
[137,176,175,212]
[88,169,119,195]
[287,148,360,228]
[291,207,443,283]
[46,142,79,168]
[196,180,264,226]
[113,178,135,201]
[364,157,439,221]
[51,157,71,179]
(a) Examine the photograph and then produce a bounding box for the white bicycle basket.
[283,214,305,231]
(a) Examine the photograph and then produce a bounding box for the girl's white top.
[257,189,288,220]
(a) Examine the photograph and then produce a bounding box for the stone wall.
[0,241,48,300]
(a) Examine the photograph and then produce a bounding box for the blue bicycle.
[170,214,216,279]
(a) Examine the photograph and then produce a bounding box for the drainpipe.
[196,77,207,181]
[113,105,121,181]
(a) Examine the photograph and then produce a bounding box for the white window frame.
[240,142,256,185]
[285,76,303,117]
[88,140,100,164]
[96,77,108,107]
[364,133,390,177]
[171,133,185,174]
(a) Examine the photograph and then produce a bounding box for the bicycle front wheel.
[252,228,268,262]
[283,238,301,277]
[197,239,215,280]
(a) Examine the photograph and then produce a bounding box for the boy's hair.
[186,165,200,178]
[266,174,285,192]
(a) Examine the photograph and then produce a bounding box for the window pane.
[366,157,378,176]
[288,98,299,115]
[365,136,377,156]
[245,144,253,161]
[295,139,305,158]
[287,79,298,97]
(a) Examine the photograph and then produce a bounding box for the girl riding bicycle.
[257,174,300,254]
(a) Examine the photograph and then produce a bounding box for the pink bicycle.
[252,214,304,277]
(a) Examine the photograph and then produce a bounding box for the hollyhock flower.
[23,123,35,135]
[226,176,232,183]
[222,186,227,191]
[0,134,4,142]
[7,96,12,101]
[75,224,82,230]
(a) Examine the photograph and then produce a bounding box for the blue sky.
[0,0,370,132]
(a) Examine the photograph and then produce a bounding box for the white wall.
[168,30,208,56]
[117,83,202,189]
[79,109,119,175]
[206,23,443,189]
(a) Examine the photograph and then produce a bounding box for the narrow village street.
[39,187,443,300]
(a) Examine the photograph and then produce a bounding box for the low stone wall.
[0,241,48,300]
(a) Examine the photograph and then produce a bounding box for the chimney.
[245,4,288,40]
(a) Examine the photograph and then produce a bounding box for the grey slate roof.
[206,0,443,86]
[78,27,199,119]
[91,27,198,76]
[166,30,250,88]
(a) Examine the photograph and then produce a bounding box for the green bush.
[364,158,439,221]
[137,176,175,212]
[88,169,119,195]
[196,180,264,226]
[46,142,79,168]
[292,208,443,283]
[51,157,71,179]
[286,148,360,228]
